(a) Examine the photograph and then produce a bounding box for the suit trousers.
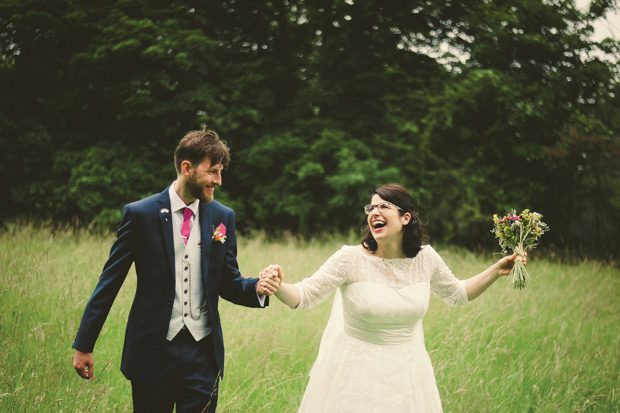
[131,327,219,413]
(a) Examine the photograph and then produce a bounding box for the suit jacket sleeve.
[72,205,138,352]
[218,210,268,307]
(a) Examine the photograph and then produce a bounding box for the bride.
[259,184,525,412]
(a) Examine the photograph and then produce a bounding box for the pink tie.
[181,208,193,245]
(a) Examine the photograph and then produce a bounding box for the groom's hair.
[174,129,231,174]
[361,184,426,258]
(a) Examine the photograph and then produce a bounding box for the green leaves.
[66,143,169,225]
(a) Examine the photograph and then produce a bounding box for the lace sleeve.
[427,246,470,307]
[295,246,350,310]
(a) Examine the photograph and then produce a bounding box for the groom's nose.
[213,171,222,186]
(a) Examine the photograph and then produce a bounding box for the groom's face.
[186,157,223,203]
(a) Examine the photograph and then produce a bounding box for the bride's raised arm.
[258,246,350,310]
[464,252,527,301]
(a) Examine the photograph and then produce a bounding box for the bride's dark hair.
[361,184,426,258]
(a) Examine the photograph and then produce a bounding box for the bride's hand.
[496,252,527,276]
[260,264,283,281]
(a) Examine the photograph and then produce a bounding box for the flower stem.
[509,252,529,290]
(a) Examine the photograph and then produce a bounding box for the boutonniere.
[213,223,227,244]
[160,208,170,221]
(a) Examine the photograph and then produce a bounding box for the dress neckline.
[355,245,411,261]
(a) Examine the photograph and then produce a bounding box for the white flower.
[160,208,170,214]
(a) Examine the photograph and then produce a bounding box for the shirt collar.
[169,182,200,215]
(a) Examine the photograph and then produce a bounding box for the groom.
[72,129,280,412]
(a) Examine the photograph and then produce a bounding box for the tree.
[1,0,619,257]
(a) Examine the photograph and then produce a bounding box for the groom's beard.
[187,174,214,203]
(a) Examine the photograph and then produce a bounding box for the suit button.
[184,313,188,317]
[184,290,188,294]
[184,278,188,282]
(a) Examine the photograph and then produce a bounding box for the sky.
[576,0,620,41]
[408,1,619,70]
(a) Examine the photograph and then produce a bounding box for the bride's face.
[366,195,411,242]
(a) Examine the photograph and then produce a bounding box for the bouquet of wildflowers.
[491,209,550,290]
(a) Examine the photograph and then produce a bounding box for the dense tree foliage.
[1,0,619,257]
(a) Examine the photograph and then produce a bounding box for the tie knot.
[183,207,194,220]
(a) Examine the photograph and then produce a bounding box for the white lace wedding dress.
[294,245,470,413]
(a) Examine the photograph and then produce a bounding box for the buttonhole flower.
[213,224,227,244]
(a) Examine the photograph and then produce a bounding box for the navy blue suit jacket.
[73,187,266,381]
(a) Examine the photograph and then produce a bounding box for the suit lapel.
[157,189,175,278]
[200,201,213,281]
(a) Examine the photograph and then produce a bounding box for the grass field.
[1,223,619,412]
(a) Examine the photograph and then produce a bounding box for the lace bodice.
[295,245,470,311]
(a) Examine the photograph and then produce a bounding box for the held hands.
[73,350,94,380]
[495,252,528,276]
[256,264,283,296]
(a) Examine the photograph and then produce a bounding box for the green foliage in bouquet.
[492,209,550,290]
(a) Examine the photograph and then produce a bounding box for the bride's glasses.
[363,202,404,215]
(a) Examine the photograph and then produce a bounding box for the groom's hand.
[73,350,94,380]
[257,265,282,296]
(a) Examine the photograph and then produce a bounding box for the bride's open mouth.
[371,219,386,231]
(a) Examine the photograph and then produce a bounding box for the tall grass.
[0,224,618,412]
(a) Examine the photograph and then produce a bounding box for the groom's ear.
[180,160,193,177]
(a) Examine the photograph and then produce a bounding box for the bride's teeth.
[372,220,386,229]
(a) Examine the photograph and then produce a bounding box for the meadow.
[0,223,618,412]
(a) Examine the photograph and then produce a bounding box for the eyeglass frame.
[363,201,404,215]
